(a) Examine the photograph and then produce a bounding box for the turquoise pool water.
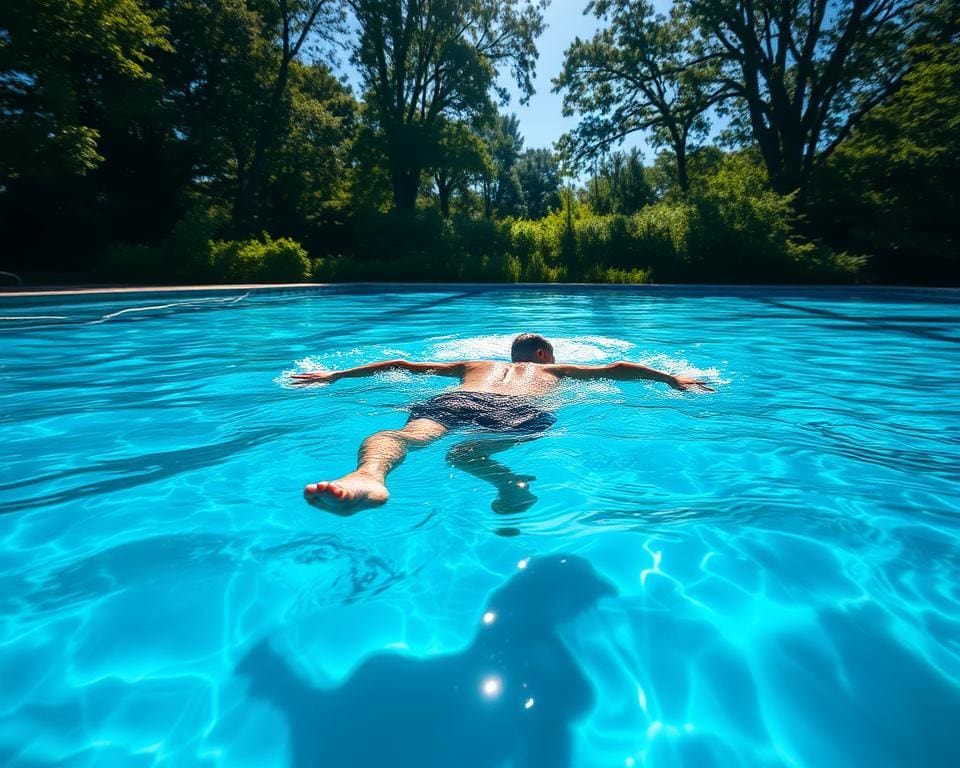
[1,286,959,767]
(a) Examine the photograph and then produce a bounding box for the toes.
[304,482,350,501]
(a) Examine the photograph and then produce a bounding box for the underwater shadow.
[236,555,616,768]
[753,297,960,344]
[0,427,287,514]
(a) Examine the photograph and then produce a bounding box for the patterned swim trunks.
[407,391,555,434]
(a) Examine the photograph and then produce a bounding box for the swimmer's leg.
[304,418,447,514]
[446,436,541,514]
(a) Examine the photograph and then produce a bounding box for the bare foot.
[303,471,389,515]
[491,475,538,514]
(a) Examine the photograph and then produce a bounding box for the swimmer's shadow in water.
[236,555,616,768]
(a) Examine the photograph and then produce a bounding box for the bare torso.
[457,361,561,397]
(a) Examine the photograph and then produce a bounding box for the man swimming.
[291,333,714,514]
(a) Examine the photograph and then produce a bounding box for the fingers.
[290,373,328,384]
[677,378,716,393]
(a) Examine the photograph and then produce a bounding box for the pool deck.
[1,282,958,302]
[0,283,332,298]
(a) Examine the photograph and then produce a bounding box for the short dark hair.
[511,333,553,361]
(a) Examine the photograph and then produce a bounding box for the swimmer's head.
[511,333,555,364]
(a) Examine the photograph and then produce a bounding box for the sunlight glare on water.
[1,286,959,767]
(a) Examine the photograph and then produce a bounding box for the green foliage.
[583,149,655,214]
[209,236,311,283]
[431,119,493,217]
[514,148,563,219]
[103,208,311,283]
[555,0,719,190]
[682,0,934,195]
[807,38,960,283]
[1,0,945,286]
[0,0,169,180]
[350,0,546,209]
[689,153,814,280]
[479,113,526,217]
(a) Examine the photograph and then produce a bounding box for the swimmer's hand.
[290,371,338,385]
[669,375,715,392]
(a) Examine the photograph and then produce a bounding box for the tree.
[684,0,937,196]
[584,148,653,214]
[555,0,722,192]
[515,147,561,218]
[348,0,547,210]
[431,119,491,217]
[807,34,960,282]
[258,61,358,240]
[156,0,347,227]
[0,0,168,182]
[479,112,525,217]
[233,0,345,228]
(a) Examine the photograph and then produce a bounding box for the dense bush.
[97,153,861,285]
[103,209,312,284]
[208,236,311,282]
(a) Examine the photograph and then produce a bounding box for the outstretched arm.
[290,359,467,385]
[545,361,715,392]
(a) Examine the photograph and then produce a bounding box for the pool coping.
[2,281,959,301]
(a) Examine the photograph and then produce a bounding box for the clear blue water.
[1,286,959,768]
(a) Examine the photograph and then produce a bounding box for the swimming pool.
[1,285,959,767]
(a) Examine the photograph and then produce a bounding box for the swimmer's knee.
[446,440,485,464]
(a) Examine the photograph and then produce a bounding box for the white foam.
[425,334,635,363]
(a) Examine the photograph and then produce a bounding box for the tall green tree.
[515,147,561,218]
[807,35,960,282]
[258,61,358,241]
[584,148,653,214]
[348,0,548,210]
[0,0,168,181]
[431,119,491,217]
[683,0,937,196]
[158,0,346,228]
[233,0,345,227]
[556,0,722,192]
[479,112,525,217]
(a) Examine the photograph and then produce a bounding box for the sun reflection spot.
[481,676,503,698]
[637,685,647,711]
[524,697,535,710]
[625,758,636,767]
[517,558,529,569]
[483,611,496,625]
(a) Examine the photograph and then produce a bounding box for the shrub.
[208,235,311,282]
[688,153,818,282]
[631,202,699,279]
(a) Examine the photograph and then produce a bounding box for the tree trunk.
[235,54,292,228]
[436,172,452,217]
[392,167,421,210]
[675,142,689,194]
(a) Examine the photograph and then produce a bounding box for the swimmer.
[291,333,714,514]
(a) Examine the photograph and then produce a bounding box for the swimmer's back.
[457,361,561,397]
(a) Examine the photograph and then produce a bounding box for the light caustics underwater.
[1,286,959,767]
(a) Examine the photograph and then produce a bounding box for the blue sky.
[500,0,673,155]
